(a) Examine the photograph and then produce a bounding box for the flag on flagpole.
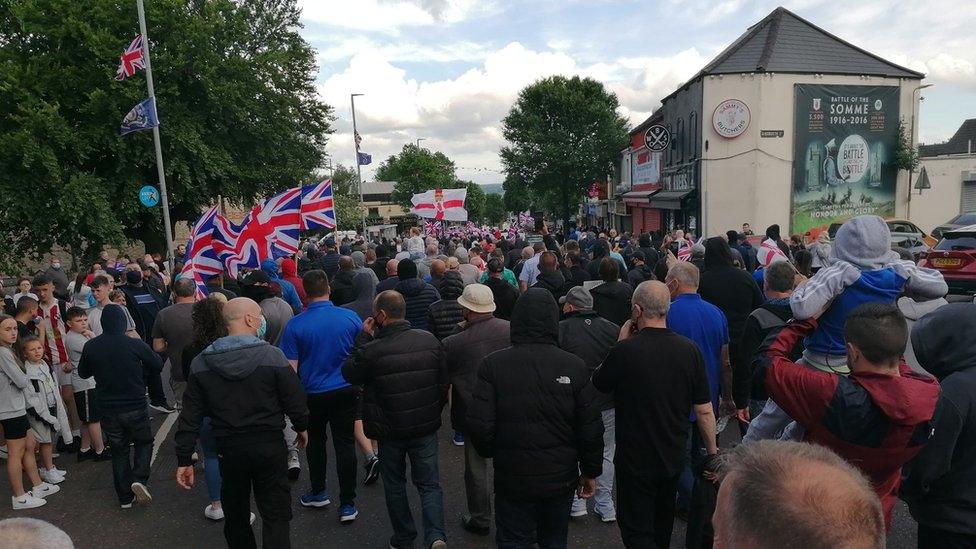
[212,188,302,278]
[115,35,146,81]
[120,97,159,136]
[179,204,222,299]
[355,131,362,147]
[357,152,372,166]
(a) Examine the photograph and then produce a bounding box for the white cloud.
[298,0,490,32]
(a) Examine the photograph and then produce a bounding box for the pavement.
[0,403,920,548]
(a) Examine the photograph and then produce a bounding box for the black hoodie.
[903,303,976,535]
[467,289,604,500]
[175,335,309,466]
[342,272,377,321]
[79,304,163,414]
[699,236,764,341]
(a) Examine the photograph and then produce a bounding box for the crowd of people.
[0,214,973,549]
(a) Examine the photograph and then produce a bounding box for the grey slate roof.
[920,119,976,157]
[658,7,922,107]
[360,180,396,195]
[702,7,923,77]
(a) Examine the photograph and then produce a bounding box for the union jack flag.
[213,188,301,278]
[115,35,146,81]
[179,204,222,299]
[300,180,337,230]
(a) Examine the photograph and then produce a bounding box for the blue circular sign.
[139,185,160,207]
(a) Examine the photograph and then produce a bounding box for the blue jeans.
[379,433,445,549]
[571,408,615,518]
[200,417,221,503]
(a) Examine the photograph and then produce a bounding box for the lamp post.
[907,83,934,219]
[351,93,366,235]
[416,137,426,148]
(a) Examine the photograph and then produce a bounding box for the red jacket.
[764,319,939,526]
[280,259,306,307]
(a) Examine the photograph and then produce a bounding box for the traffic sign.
[643,124,671,152]
[139,185,160,207]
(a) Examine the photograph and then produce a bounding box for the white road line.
[151,412,179,466]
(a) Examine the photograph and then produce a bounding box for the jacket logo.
[555,376,571,385]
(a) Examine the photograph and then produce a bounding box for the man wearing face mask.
[176,298,309,548]
[44,257,70,300]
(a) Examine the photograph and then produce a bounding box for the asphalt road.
[0,402,920,548]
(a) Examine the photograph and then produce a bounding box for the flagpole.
[136,0,176,273]
[351,93,366,236]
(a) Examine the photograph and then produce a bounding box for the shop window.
[689,111,698,158]
[676,118,685,162]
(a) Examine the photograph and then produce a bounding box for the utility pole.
[351,93,366,235]
[136,0,176,273]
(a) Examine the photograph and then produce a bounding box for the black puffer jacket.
[559,310,619,411]
[394,278,441,331]
[467,289,603,500]
[591,280,633,326]
[426,272,465,340]
[342,320,446,441]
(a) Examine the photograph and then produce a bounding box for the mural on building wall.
[631,149,662,186]
[791,84,899,234]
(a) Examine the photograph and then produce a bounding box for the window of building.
[689,111,698,158]
[368,207,380,218]
[676,118,685,162]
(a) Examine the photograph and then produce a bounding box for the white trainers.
[40,468,65,484]
[131,482,152,504]
[12,492,47,510]
[287,451,301,480]
[205,504,225,521]
[31,482,60,499]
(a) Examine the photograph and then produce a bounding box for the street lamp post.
[351,93,366,236]
[907,83,934,219]
[416,137,426,148]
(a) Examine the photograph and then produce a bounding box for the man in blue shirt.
[663,261,731,525]
[279,269,363,522]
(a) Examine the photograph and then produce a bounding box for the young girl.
[20,336,72,484]
[0,315,60,509]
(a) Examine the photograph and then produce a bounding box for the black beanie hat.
[397,259,418,280]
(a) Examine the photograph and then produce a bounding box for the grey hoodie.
[898,296,948,374]
[0,347,28,420]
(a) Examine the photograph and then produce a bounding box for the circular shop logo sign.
[643,124,671,152]
[838,134,869,184]
[712,99,751,139]
[139,185,160,207]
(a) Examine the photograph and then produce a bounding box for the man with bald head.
[593,280,717,548]
[428,258,447,294]
[375,258,400,294]
[176,297,310,549]
[713,441,885,549]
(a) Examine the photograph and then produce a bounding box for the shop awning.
[621,189,660,205]
[647,189,693,210]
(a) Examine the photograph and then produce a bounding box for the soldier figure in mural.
[822,138,849,187]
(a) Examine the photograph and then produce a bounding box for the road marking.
[151,412,179,466]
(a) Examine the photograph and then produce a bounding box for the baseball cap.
[559,286,593,310]
[457,284,496,314]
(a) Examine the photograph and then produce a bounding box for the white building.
[620,7,927,238]
[913,119,976,232]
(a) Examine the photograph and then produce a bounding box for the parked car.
[919,225,976,295]
[826,218,937,248]
[891,235,930,261]
[931,213,976,240]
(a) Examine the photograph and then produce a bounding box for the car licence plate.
[933,258,962,268]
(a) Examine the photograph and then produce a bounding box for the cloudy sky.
[300,0,976,186]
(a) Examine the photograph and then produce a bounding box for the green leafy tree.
[500,76,628,225]
[482,193,507,224]
[380,144,464,209]
[0,0,332,269]
[893,120,920,172]
[463,181,486,223]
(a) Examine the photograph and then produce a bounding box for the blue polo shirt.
[280,300,362,394]
[666,293,729,420]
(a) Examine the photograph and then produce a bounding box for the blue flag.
[357,151,372,166]
[120,97,159,136]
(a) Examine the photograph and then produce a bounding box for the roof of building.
[360,180,396,195]
[657,6,922,107]
[920,119,976,157]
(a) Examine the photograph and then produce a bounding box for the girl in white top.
[406,227,425,260]
[0,315,60,509]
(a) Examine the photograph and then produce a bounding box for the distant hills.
[480,183,503,195]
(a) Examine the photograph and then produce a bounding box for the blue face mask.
[256,315,267,340]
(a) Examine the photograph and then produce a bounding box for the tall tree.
[500,75,628,226]
[380,143,464,209]
[462,180,486,223]
[482,193,507,225]
[0,0,332,269]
